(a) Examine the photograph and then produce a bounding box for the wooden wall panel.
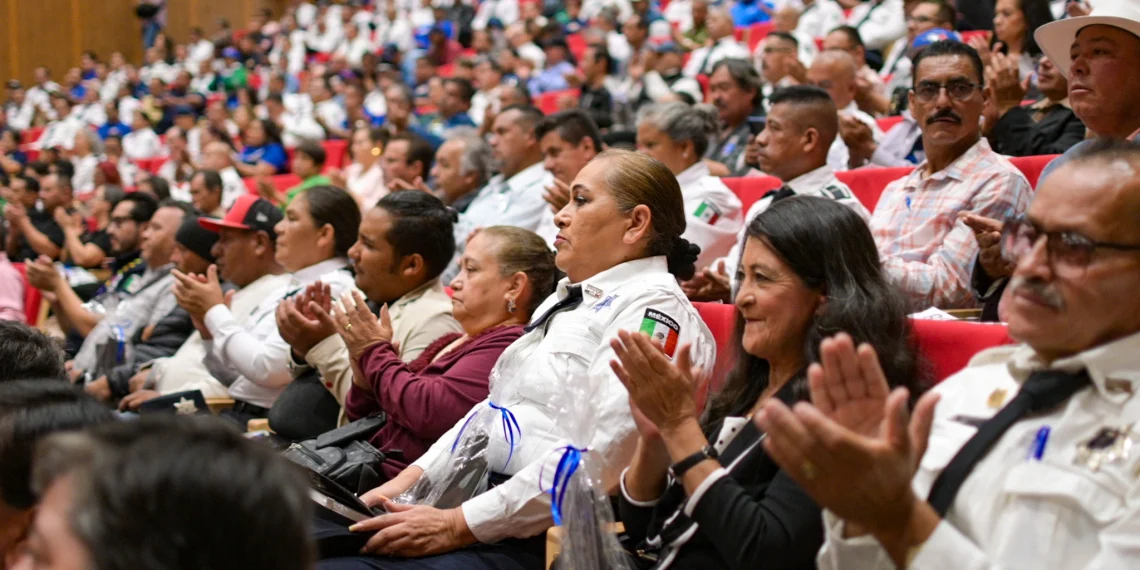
[3,0,289,84]
[0,0,12,85]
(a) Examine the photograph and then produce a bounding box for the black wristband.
[668,445,718,479]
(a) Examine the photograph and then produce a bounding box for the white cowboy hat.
[1035,0,1140,76]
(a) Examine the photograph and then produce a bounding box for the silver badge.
[584,284,603,298]
[174,397,199,416]
[1075,423,1134,472]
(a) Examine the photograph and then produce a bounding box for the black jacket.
[619,386,823,570]
[988,103,1087,158]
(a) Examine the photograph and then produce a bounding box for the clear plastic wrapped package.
[542,359,633,570]
[396,362,522,509]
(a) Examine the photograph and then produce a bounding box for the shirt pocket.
[1001,462,1128,525]
[513,314,603,408]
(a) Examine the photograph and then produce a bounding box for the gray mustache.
[1009,275,1065,310]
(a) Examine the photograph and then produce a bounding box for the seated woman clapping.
[316,150,716,569]
[323,226,557,481]
[613,196,923,570]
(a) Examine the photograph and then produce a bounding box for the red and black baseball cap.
[198,194,283,242]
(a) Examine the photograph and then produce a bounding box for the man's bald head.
[807,50,858,109]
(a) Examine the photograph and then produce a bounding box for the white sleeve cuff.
[619,466,663,508]
[682,467,728,517]
[908,520,991,570]
[202,304,233,336]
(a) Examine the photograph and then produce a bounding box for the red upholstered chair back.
[242,174,303,197]
[911,319,1014,384]
[721,176,782,214]
[693,302,738,393]
[1008,154,1058,189]
[536,89,580,115]
[13,263,42,326]
[876,115,904,132]
[835,166,914,211]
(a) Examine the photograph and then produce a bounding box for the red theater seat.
[133,157,168,174]
[536,89,579,115]
[876,115,904,132]
[911,319,1014,384]
[242,174,303,198]
[723,166,913,214]
[1008,154,1058,189]
[692,301,1014,391]
[13,263,41,326]
[567,34,587,62]
[321,139,349,169]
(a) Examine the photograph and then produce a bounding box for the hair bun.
[666,237,700,281]
[445,206,459,224]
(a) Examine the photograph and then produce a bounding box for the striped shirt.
[870,138,1032,310]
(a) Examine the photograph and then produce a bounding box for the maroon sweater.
[346,325,525,480]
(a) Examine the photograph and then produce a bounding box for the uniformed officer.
[318,150,716,570]
[684,85,870,303]
[756,140,1140,569]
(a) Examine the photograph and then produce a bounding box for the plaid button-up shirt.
[870,138,1032,310]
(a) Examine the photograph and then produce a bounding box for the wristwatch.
[668,445,718,479]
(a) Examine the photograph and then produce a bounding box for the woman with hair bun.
[637,102,744,270]
[319,150,716,570]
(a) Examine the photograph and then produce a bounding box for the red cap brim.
[198,217,251,233]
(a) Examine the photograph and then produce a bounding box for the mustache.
[926,109,962,124]
[1009,275,1065,310]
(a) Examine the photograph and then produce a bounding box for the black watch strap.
[668,445,718,479]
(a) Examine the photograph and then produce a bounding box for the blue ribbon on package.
[449,401,523,470]
[113,325,126,363]
[545,445,588,526]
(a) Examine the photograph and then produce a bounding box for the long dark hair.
[991,0,1053,58]
[702,197,925,431]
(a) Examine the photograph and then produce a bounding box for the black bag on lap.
[282,412,388,495]
[269,370,344,441]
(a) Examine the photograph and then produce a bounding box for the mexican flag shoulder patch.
[639,308,681,358]
[693,201,722,225]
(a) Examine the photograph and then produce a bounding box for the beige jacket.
[291,279,463,422]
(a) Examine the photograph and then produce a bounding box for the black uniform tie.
[524,285,583,335]
[926,369,1091,515]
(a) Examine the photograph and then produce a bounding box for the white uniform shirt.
[202,259,356,409]
[844,0,906,52]
[122,128,163,160]
[684,37,752,78]
[5,100,36,131]
[827,101,883,172]
[149,272,289,399]
[471,0,520,29]
[796,0,845,40]
[37,116,85,151]
[412,256,716,543]
[71,154,100,195]
[718,165,867,280]
[219,167,247,209]
[819,330,1140,570]
[345,161,387,209]
[454,161,551,250]
[676,161,743,270]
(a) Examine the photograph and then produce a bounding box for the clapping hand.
[388,176,433,194]
[987,51,1029,117]
[276,281,338,358]
[328,290,393,360]
[753,333,942,562]
[25,255,63,293]
[543,178,571,214]
[680,260,731,303]
[960,213,1013,279]
[609,331,705,434]
[172,265,230,320]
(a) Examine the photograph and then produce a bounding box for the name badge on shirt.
[1075,423,1134,472]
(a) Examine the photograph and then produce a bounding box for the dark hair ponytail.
[666,237,700,281]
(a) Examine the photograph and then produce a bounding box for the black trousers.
[315,534,545,570]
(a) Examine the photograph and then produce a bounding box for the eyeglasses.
[1001,215,1140,273]
[912,80,980,103]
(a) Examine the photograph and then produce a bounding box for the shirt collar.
[495,161,548,194]
[290,257,350,287]
[785,164,838,194]
[393,278,446,309]
[1030,97,1070,111]
[1006,330,1140,404]
[910,137,991,186]
[555,256,668,301]
[676,161,710,186]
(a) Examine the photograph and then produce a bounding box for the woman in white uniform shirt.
[318,151,716,570]
[182,187,361,419]
[637,102,744,270]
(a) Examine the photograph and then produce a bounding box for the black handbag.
[269,370,344,441]
[282,413,388,495]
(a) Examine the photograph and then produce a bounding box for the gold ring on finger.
[344,323,353,332]
[802,460,818,480]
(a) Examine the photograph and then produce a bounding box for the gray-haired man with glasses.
[867,40,1032,311]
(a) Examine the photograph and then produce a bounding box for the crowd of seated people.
[0,0,1138,569]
